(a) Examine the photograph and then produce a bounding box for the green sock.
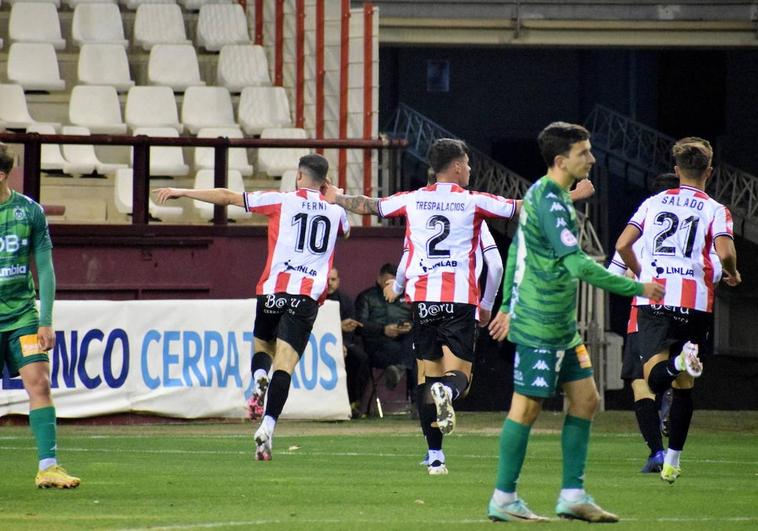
[495,418,531,492]
[29,406,57,461]
[561,414,592,489]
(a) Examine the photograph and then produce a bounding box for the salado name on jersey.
[628,184,733,312]
[243,188,349,304]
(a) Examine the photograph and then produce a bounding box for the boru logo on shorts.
[417,303,454,319]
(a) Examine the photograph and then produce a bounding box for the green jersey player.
[485,123,663,523]
[0,144,79,489]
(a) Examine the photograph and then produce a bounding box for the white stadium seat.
[217,44,271,93]
[9,3,66,50]
[279,169,297,192]
[6,0,61,9]
[125,86,183,132]
[125,0,174,10]
[238,86,292,135]
[69,85,127,134]
[257,128,309,178]
[193,169,250,220]
[7,43,65,92]
[134,4,190,51]
[131,127,190,177]
[27,124,95,176]
[0,84,61,130]
[78,44,134,92]
[181,86,236,134]
[194,127,253,177]
[196,3,249,52]
[66,0,114,8]
[61,126,128,176]
[148,44,206,92]
[114,168,184,221]
[71,4,128,48]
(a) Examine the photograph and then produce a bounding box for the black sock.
[251,351,273,376]
[648,360,679,394]
[634,398,664,455]
[422,379,443,451]
[441,370,469,401]
[668,388,694,451]
[263,370,291,420]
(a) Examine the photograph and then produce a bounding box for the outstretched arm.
[323,185,380,215]
[153,187,245,207]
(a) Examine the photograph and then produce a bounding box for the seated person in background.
[326,267,370,418]
[355,263,415,390]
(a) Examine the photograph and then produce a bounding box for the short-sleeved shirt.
[507,176,582,350]
[378,182,516,305]
[0,191,52,331]
[627,185,732,312]
[243,188,350,304]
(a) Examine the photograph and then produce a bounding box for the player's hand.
[341,318,362,333]
[153,187,184,203]
[571,179,595,201]
[723,270,742,287]
[323,184,343,204]
[383,279,399,302]
[37,326,55,351]
[488,311,510,342]
[641,282,665,301]
[477,308,491,327]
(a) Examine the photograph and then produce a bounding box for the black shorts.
[636,305,711,365]
[621,332,642,381]
[411,302,477,363]
[254,294,319,356]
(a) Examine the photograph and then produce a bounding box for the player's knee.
[23,371,51,401]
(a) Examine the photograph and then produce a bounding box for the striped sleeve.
[244,190,282,214]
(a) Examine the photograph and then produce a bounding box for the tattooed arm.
[324,184,381,215]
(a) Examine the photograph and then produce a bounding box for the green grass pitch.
[1,411,757,530]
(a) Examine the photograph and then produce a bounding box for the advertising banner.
[0,300,350,420]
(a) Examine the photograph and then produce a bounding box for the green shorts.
[0,324,49,378]
[513,343,593,398]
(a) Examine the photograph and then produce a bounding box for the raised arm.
[323,184,380,215]
[153,187,245,208]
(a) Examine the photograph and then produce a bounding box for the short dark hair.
[672,137,712,178]
[650,172,679,194]
[298,153,329,183]
[379,262,397,276]
[428,138,468,174]
[0,143,15,174]
[537,122,590,167]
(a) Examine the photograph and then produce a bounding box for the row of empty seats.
[7,42,271,93]
[23,122,308,178]
[5,0,231,11]
[3,3,249,51]
[0,84,292,135]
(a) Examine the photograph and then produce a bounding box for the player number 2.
[652,212,700,258]
[426,215,451,258]
[292,213,331,254]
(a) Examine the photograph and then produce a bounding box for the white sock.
[559,488,585,502]
[262,415,276,435]
[674,353,686,372]
[492,489,517,505]
[428,449,445,464]
[664,449,681,468]
[39,458,57,471]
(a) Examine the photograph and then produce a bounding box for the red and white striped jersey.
[627,185,733,312]
[243,188,349,303]
[378,182,516,304]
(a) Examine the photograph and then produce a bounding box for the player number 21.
[653,211,700,258]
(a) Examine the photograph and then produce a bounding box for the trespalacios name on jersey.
[415,200,466,212]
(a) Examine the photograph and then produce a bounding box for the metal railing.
[387,103,605,257]
[0,131,406,228]
[586,104,758,241]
